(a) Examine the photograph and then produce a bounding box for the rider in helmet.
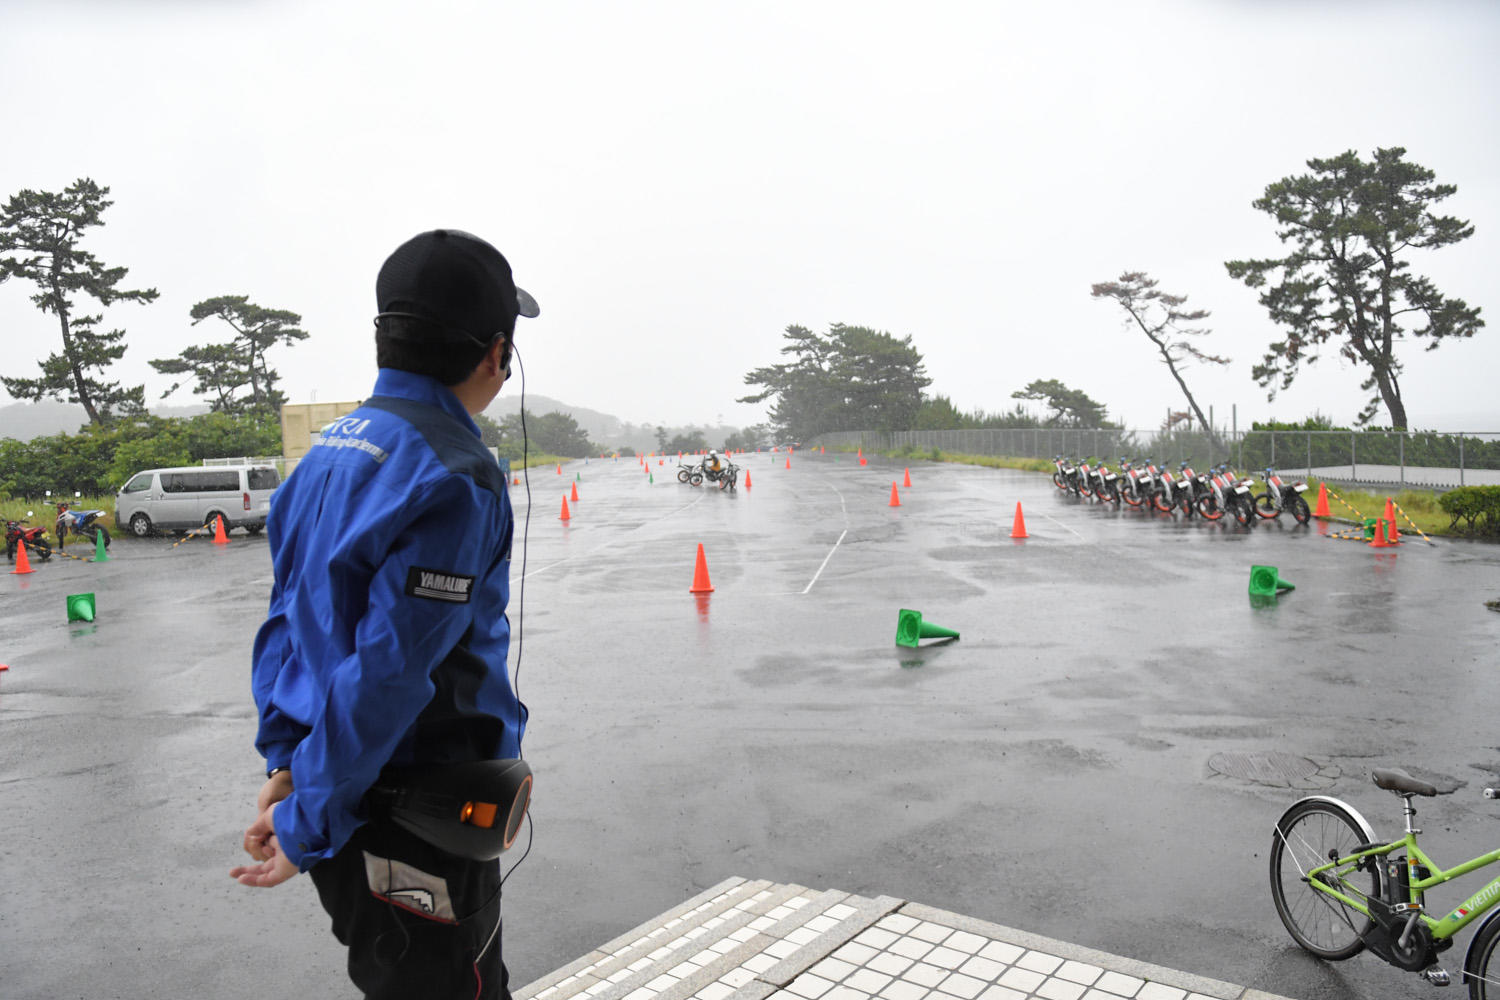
[706,451,722,475]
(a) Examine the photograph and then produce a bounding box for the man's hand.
[231,803,299,887]
[256,769,294,816]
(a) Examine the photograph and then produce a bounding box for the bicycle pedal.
[1420,966,1451,986]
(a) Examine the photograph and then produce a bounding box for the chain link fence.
[809,429,1500,489]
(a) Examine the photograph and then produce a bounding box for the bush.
[1438,486,1500,535]
[0,412,282,499]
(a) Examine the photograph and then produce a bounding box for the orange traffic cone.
[1314,483,1330,518]
[1386,518,1401,545]
[559,497,571,521]
[11,540,34,575]
[744,471,752,489]
[1010,502,1029,539]
[1368,519,1390,548]
[1384,497,1397,524]
[213,515,230,545]
[889,482,902,507]
[785,457,791,470]
[556,464,562,475]
[689,543,714,593]
[903,467,912,488]
[570,482,579,502]
[512,476,520,486]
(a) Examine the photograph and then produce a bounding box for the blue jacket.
[252,369,524,871]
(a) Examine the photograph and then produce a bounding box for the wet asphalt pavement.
[2,452,1498,1000]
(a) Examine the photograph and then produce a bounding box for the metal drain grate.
[1209,750,1320,785]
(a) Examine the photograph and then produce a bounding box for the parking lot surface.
[2,451,1497,999]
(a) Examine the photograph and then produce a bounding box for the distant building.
[280,400,363,477]
[279,400,507,478]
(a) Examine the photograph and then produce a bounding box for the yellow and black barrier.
[1322,485,1366,522]
[1390,499,1437,546]
[170,525,215,549]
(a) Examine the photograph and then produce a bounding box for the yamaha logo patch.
[405,567,475,604]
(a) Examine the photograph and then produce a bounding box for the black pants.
[310,820,510,1000]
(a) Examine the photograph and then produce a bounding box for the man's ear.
[485,336,509,377]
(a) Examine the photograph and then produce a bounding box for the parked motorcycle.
[5,513,53,563]
[1157,461,1194,515]
[1253,466,1312,524]
[1090,460,1120,503]
[1117,458,1148,507]
[1175,461,1211,518]
[1074,459,1097,499]
[1051,456,1072,492]
[1199,464,1255,525]
[54,500,112,550]
[1142,458,1176,513]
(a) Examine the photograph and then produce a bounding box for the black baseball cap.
[376,229,539,345]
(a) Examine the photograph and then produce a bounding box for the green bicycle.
[1271,768,1500,995]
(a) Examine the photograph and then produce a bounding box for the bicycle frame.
[1300,823,1500,945]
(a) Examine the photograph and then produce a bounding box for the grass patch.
[1308,480,1452,537]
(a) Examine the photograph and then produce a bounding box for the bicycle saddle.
[1372,768,1438,797]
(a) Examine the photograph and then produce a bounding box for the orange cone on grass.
[889,483,902,507]
[1314,483,1330,517]
[213,515,230,545]
[1010,502,1028,539]
[689,543,714,593]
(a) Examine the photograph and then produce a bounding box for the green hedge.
[0,412,281,499]
[1438,486,1500,535]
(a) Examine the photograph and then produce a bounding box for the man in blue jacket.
[232,229,537,999]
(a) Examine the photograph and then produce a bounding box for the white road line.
[801,528,848,594]
[801,480,851,593]
[1036,509,1087,541]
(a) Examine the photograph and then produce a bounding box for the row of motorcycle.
[1051,457,1312,525]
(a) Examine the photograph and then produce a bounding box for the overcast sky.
[3,0,1497,434]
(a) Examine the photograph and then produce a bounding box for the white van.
[115,465,281,537]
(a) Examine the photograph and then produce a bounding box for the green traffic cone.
[92,531,110,563]
[1248,565,1294,598]
[896,608,960,648]
[67,592,96,623]
[649,473,654,484]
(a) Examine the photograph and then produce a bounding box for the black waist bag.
[368,758,532,861]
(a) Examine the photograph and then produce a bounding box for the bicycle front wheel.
[1269,799,1379,960]
[1465,910,1500,997]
